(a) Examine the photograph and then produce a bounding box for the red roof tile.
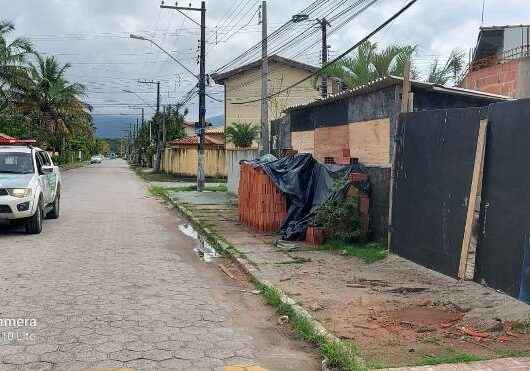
[168,133,224,146]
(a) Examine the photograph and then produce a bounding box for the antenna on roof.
[481,0,486,25]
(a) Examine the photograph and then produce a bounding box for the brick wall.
[461,59,520,97]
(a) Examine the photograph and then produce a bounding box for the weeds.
[166,184,228,192]
[132,165,226,183]
[255,282,365,371]
[148,186,169,199]
[420,350,484,366]
[512,319,530,334]
[495,349,530,358]
[323,239,388,263]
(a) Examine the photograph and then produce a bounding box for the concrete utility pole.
[161,1,206,191]
[320,18,330,98]
[260,0,269,155]
[198,1,206,191]
[138,79,162,171]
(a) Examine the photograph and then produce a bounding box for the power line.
[232,0,419,105]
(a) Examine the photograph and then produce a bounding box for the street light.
[129,34,198,80]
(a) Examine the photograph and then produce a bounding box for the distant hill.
[207,114,224,127]
[93,114,224,139]
[93,115,136,139]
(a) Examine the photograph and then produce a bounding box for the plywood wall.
[291,130,315,155]
[348,119,390,166]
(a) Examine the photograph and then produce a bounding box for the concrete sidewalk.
[165,189,530,370]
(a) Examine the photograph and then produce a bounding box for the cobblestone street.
[0,160,319,371]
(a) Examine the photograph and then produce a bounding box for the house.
[211,54,340,148]
[461,25,530,97]
[182,121,214,137]
[161,128,226,178]
[277,76,511,238]
[278,75,510,167]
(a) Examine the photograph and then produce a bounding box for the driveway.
[0,160,319,370]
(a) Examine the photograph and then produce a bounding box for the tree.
[426,49,465,85]
[0,20,33,112]
[0,20,96,163]
[225,122,259,148]
[324,40,465,89]
[323,41,416,89]
[164,104,186,142]
[13,53,90,148]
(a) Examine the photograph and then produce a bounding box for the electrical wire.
[231,0,419,105]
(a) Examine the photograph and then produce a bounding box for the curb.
[166,194,365,371]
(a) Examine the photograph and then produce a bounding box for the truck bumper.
[0,195,35,220]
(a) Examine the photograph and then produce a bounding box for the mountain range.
[93,114,224,139]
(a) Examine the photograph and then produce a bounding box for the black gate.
[475,99,530,299]
[392,108,481,277]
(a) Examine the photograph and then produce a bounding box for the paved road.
[0,160,318,371]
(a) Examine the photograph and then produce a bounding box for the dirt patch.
[178,197,530,368]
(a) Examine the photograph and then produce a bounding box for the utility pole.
[139,79,162,171]
[260,0,269,155]
[161,1,206,191]
[320,18,330,98]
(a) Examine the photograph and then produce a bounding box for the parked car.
[90,154,103,164]
[0,143,61,234]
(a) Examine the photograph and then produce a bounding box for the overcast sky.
[2,0,528,121]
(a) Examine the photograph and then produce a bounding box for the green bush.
[314,191,361,242]
[225,122,259,148]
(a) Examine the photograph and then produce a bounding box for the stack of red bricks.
[238,163,287,232]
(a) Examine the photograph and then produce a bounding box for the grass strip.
[255,281,366,371]
[323,239,388,264]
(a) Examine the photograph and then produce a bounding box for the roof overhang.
[211,55,318,85]
[284,75,512,112]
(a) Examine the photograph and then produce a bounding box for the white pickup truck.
[0,144,61,234]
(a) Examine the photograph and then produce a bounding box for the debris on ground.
[278,315,289,325]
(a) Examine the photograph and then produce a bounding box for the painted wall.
[162,146,227,177]
[223,62,323,148]
[226,148,259,194]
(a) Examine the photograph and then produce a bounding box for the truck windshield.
[0,152,34,174]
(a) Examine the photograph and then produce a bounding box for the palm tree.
[426,49,465,85]
[14,53,89,139]
[323,41,416,89]
[225,122,259,148]
[0,20,33,111]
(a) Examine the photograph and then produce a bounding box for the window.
[0,152,34,174]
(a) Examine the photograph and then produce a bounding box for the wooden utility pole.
[401,61,411,113]
[161,1,206,191]
[260,0,269,155]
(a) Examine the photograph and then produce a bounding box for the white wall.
[226,149,259,194]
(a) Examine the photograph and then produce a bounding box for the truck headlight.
[7,188,32,198]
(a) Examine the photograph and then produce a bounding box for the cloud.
[1,0,527,121]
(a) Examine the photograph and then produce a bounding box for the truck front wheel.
[26,199,43,234]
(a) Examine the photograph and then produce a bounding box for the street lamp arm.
[129,34,199,80]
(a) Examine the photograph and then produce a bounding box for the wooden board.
[458,119,487,279]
